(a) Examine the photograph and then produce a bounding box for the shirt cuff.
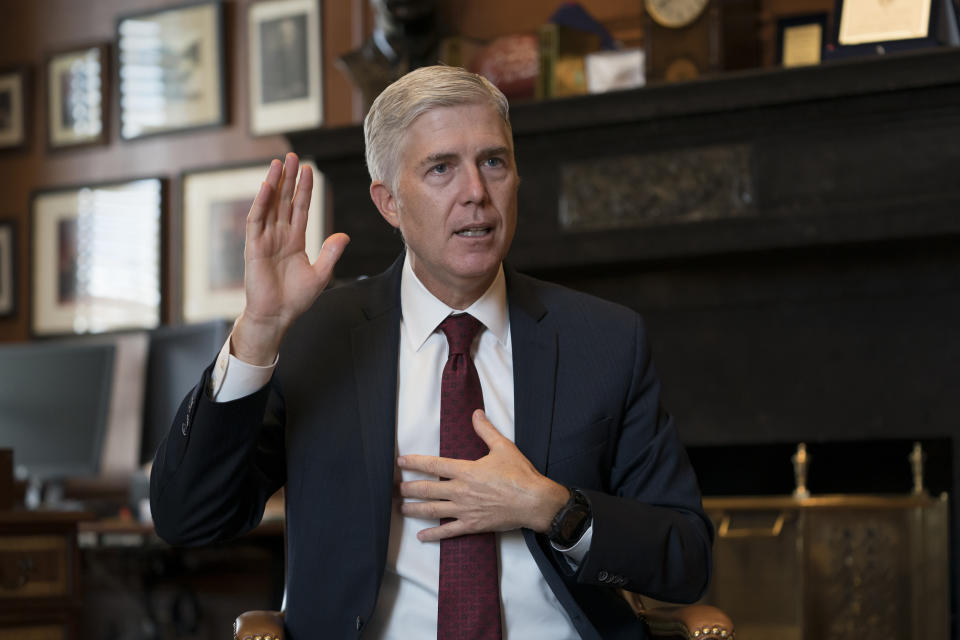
[209,335,277,403]
[551,522,593,568]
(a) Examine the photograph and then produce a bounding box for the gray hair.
[363,65,512,191]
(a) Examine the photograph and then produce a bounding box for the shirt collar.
[400,249,509,352]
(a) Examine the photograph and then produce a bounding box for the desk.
[78,518,284,640]
[0,511,89,640]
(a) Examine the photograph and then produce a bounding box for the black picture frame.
[776,14,828,67]
[0,66,29,152]
[827,0,956,59]
[30,178,166,336]
[116,0,226,140]
[0,220,16,318]
[45,43,110,150]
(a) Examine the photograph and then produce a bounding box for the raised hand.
[397,410,569,541]
[231,153,350,365]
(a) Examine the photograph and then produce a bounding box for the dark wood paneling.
[0,0,370,342]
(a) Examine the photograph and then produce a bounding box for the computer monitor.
[0,340,116,482]
[140,320,230,464]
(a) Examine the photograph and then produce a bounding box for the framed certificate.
[777,14,828,67]
[830,0,958,56]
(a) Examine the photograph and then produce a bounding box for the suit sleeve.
[562,315,714,604]
[149,363,286,546]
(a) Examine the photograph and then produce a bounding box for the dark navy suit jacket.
[150,255,713,639]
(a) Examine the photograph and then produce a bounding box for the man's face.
[372,102,518,308]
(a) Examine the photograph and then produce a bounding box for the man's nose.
[460,164,488,206]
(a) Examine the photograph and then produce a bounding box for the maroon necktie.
[437,314,502,640]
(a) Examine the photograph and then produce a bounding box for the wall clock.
[643,0,718,82]
[643,0,760,83]
[644,0,710,28]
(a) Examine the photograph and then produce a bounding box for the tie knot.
[439,314,484,355]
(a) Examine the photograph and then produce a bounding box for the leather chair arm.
[232,603,735,639]
[234,610,285,640]
[643,604,734,639]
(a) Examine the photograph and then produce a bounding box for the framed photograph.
[248,0,323,135]
[181,160,325,322]
[31,179,164,335]
[46,44,109,149]
[0,67,28,150]
[777,14,828,67]
[828,0,958,57]
[0,221,15,317]
[116,1,226,140]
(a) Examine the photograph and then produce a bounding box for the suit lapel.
[506,268,557,474]
[351,257,404,544]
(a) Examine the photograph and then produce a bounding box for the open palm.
[233,153,349,364]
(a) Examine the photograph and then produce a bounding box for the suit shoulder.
[285,270,399,347]
[511,271,642,329]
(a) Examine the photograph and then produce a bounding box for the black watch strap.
[548,487,592,548]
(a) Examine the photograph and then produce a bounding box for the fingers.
[276,153,300,222]
[415,520,469,542]
[290,164,313,230]
[472,410,508,450]
[247,159,282,226]
[400,497,459,521]
[398,453,464,479]
[400,478,455,501]
[310,232,350,282]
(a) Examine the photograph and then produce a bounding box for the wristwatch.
[548,487,592,548]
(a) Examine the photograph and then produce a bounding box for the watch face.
[645,0,709,28]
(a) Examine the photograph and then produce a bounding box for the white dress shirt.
[210,254,590,638]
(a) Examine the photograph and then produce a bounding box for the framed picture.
[248,0,323,135]
[46,44,109,149]
[31,179,164,335]
[0,221,15,317]
[0,67,28,151]
[116,1,226,140]
[181,160,325,322]
[829,0,957,57]
[777,14,828,67]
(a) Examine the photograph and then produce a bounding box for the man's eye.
[430,163,448,174]
[484,158,504,168]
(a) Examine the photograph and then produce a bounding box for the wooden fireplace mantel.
[289,47,960,278]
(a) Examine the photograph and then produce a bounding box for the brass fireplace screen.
[697,493,949,640]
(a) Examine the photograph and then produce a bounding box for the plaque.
[777,14,827,67]
[837,0,932,45]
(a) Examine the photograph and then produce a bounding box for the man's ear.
[370,181,400,229]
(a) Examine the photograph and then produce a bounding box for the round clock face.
[644,0,709,28]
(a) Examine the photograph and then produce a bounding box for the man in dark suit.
[151,66,712,640]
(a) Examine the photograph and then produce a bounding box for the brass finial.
[792,443,810,499]
[910,442,926,496]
